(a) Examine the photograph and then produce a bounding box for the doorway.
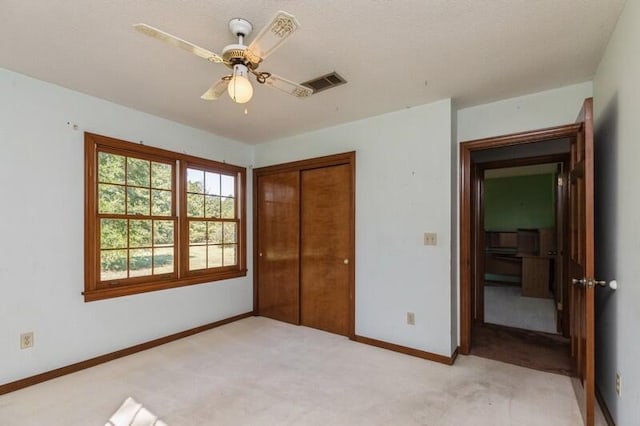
[459,125,584,377]
[470,153,572,375]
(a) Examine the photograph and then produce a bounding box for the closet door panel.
[300,164,351,336]
[257,172,300,324]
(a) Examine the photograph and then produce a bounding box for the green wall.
[484,173,555,231]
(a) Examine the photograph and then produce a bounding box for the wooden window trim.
[84,132,247,302]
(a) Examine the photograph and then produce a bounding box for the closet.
[253,152,355,337]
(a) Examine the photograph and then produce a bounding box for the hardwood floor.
[471,322,572,376]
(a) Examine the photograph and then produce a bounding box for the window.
[184,166,239,272]
[84,133,246,301]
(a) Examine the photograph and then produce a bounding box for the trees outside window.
[184,167,239,272]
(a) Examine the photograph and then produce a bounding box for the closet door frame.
[253,151,356,339]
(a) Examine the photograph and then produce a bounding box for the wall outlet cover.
[424,233,437,246]
[406,312,415,325]
[20,332,34,349]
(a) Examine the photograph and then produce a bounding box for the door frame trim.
[253,151,356,338]
[459,124,581,354]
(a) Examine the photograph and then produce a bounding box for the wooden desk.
[521,256,551,298]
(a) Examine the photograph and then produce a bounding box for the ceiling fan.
[134,11,313,104]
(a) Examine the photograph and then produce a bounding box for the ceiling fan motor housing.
[222,44,247,64]
[222,44,260,70]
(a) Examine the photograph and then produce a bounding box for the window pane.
[223,222,237,244]
[151,189,172,216]
[208,222,222,244]
[153,247,174,274]
[205,172,220,195]
[98,184,125,214]
[129,248,152,277]
[151,162,172,190]
[189,221,207,244]
[208,245,223,268]
[100,249,127,281]
[130,219,152,248]
[100,219,127,249]
[187,169,204,193]
[187,193,204,217]
[221,174,235,197]
[223,244,237,266]
[127,158,150,187]
[127,187,150,215]
[98,152,125,184]
[221,197,235,219]
[154,220,174,246]
[205,195,221,218]
[189,245,207,270]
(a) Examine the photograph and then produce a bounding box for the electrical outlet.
[20,332,34,349]
[616,373,622,396]
[406,312,415,325]
[424,232,437,246]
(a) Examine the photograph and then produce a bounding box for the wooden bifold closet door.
[255,152,355,337]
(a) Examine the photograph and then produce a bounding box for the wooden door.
[568,98,595,425]
[257,171,300,324]
[300,164,352,336]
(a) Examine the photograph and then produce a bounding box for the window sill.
[83,269,247,302]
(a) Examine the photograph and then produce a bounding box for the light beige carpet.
[0,316,604,425]
[485,285,557,334]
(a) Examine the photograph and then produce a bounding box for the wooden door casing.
[256,171,300,324]
[300,164,352,336]
[460,124,583,353]
[556,163,569,336]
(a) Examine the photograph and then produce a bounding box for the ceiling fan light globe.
[228,64,253,104]
[228,74,253,103]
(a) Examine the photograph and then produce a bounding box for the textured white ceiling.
[0,1,625,144]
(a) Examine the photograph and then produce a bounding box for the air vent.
[302,72,346,94]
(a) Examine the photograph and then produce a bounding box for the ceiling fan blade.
[134,23,224,63]
[265,74,313,98]
[247,11,300,61]
[200,78,230,100]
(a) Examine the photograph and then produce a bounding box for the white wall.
[593,1,640,424]
[457,82,593,142]
[255,100,455,357]
[0,69,254,384]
